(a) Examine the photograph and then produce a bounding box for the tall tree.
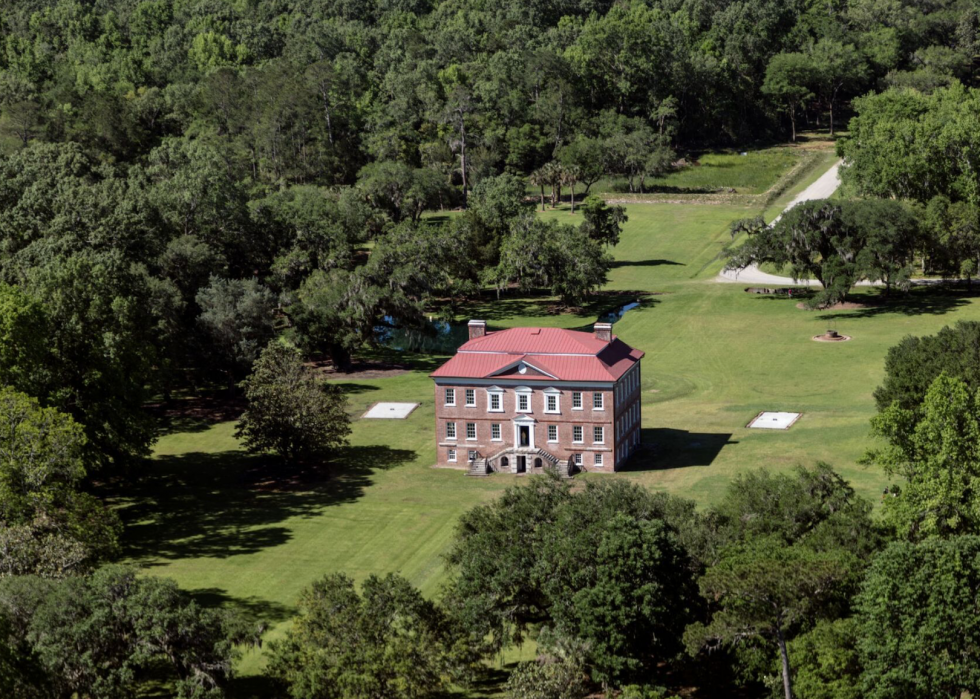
[856,537,980,699]
[268,573,475,699]
[235,342,351,463]
[810,40,867,136]
[686,537,858,699]
[763,53,816,142]
[874,321,980,414]
[196,276,278,386]
[868,373,980,539]
[0,565,243,699]
[0,387,120,578]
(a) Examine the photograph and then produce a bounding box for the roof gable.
[430,325,644,382]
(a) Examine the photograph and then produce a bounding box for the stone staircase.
[467,457,490,477]
[470,447,574,478]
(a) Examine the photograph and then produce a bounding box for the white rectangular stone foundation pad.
[747,411,801,430]
[362,402,419,419]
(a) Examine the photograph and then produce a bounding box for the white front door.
[513,418,535,450]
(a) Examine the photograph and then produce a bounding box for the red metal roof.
[430,327,644,382]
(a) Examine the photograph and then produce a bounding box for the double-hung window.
[444,388,455,406]
[466,422,476,440]
[491,423,501,441]
[547,425,558,442]
[573,425,583,443]
[593,392,604,410]
[572,392,583,410]
[465,389,476,406]
[446,422,457,440]
[546,394,558,413]
[488,391,502,412]
[593,426,604,444]
[448,449,456,462]
[594,452,603,467]
[517,390,531,412]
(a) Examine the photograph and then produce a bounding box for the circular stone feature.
[812,331,852,342]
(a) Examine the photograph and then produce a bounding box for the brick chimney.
[594,322,612,343]
[468,319,487,340]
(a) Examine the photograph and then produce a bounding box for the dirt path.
[717,161,841,286]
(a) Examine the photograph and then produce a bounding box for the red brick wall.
[433,383,619,469]
[612,363,642,470]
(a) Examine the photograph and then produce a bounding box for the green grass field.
[108,149,980,696]
[595,145,801,195]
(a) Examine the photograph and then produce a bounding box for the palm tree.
[562,164,581,213]
[529,168,547,212]
[543,161,563,208]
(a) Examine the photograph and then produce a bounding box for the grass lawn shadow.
[611,258,685,269]
[819,288,971,320]
[104,445,417,564]
[335,383,382,395]
[189,587,294,625]
[149,393,246,437]
[623,427,736,471]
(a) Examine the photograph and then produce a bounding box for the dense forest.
[0,0,977,465]
[5,0,980,697]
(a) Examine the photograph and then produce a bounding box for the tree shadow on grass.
[620,428,736,472]
[611,258,685,268]
[819,287,971,320]
[334,383,382,395]
[189,587,294,625]
[149,393,247,437]
[435,664,516,699]
[103,445,417,564]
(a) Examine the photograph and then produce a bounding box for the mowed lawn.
[595,145,802,194]
[112,154,980,691]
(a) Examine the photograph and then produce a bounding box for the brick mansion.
[430,320,644,475]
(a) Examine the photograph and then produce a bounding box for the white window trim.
[465,388,476,407]
[572,391,583,411]
[594,452,603,466]
[572,426,584,444]
[444,388,456,407]
[448,449,456,462]
[516,388,532,414]
[547,425,558,443]
[593,392,605,411]
[487,389,504,413]
[593,426,604,444]
[491,424,502,441]
[573,453,583,466]
[446,422,457,441]
[465,422,477,441]
[544,387,561,414]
